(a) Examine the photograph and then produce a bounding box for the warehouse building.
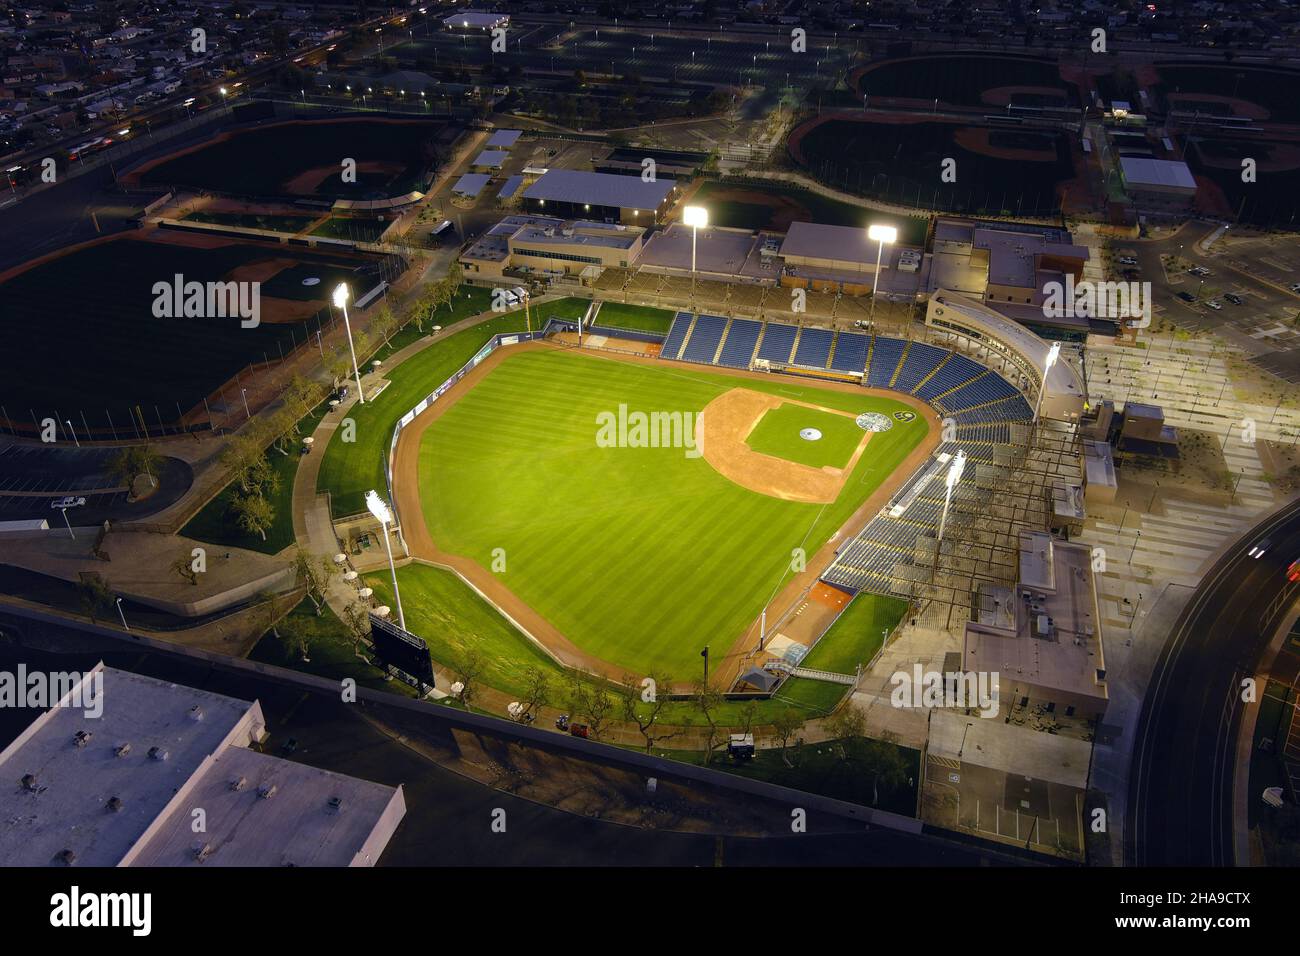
[460,215,646,282]
[1118,157,1198,214]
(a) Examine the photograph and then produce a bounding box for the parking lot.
[0,442,192,525]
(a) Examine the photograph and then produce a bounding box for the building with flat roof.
[452,173,491,201]
[1119,157,1197,213]
[638,222,781,284]
[521,169,677,225]
[0,664,404,867]
[471,149,508,171]
[778,221,925,297]
[928,218,1097,335]
[460,215,645,283]
[963,531,1108,722]
[485,129,522,149]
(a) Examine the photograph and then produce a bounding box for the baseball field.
[403,345,929,678]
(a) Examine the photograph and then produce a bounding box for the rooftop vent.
[257,783,277,800]
[106,796,123,813]
[20,773,38,791]
[327,796,343,813]
[115,743,132,758]
[231,776,247,792]
[193,842,213,863]
[57,848,76,866]
[147,746,168,762]
[73,730,92,748]
[188,705,203,721]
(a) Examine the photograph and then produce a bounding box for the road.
[1128,496,1300,866]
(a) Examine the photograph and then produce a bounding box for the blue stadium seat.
[893,343,950,393]
[681,313,728,364]
[792,327,834,368]
[757,322,798,363]
[865,337,906,387]
[660,312,692,360]
[717,319,762,368]
[830,331,870,373]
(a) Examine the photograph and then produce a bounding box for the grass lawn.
[310,217,390,242]
[249,598,417,696]
[182,210,315,233]
[366,562,564,699]
[594,301,676,334]
[417,348,927,677]
[746,403,864,470]
[181,400,330,554]
[801,591,909,674]
[774,678,849,714]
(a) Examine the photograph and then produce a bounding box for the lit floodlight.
[683,205,709,229]
[1046,341,1062,370]
[366,489,392,525]
[332,282,350,308]
[946,449,967,489]
[867,223,898,244]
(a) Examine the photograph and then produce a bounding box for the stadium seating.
[792,327,834,368]
[681,313,728,364]
[661,312,692,360]
[717,319,762,368]
[892,342,950,393]
[933,373,1018,414]
[830,331,870,373]
[756,322,798,364]
[913,352,986,402]
[865,336,906,387]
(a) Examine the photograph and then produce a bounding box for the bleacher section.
[660,312,692,360]
[914,352,986,402]
[718,318,762,368]
[933,373,1019,415]
[681,313,728,364]
[830,331,869,373]
[756,322,798,364]
[951,394,1034,424]
[865,337,906,388]
[892,343,950,393]
[792,327,834,368]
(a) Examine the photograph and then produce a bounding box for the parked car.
[1290,283,1300,294]
[568,723,590,739]
[51,496,86,510]
[335,384,349,402]
[1187,266,1212,277]
[1118,256,1138,266]
[1176,291,1197,303]
[554,714,570,731]
[1224,292,1244,305]
[1205,299,1222,311]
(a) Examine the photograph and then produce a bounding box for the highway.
[1128,496,1300,865]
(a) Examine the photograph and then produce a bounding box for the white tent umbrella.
[373,605,391,618]
[357,587,374,600]
[302,436,314,446]
[333,553,348,564]
[342,570,359,582]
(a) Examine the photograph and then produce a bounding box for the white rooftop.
[1119,156,1197,191]
[473,149,508,168]
[523,169,675,212]
[452,173,491,198]
[486,129,522,148]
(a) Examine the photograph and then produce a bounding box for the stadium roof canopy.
[486,129,523,148]
[522,169,674,211]
[453,173,491,198]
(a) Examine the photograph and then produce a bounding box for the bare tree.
[171,551,199,587]
[519,664,551,719]
[618,671,675,751]
[771,708,806,768]
[292,546,335,614]
[75,573,115,623]
[231,493,274,542]
[692,680,726,765]
[456,647,487,710]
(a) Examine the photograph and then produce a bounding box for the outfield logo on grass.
[890,664,999,719]
[596,403,701,458]
[0,665,103,718]
[1042,276,1150,328]
[152,274,261,328]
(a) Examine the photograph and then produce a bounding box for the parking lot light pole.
[240,388,250,419]
[367,490,405,631]
[115,597,129,633]
[59,507,74,539]
[64,419,79,447]
[333,283,365,405]
[867,223,897,327]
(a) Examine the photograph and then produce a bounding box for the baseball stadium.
[356,289,1083,700]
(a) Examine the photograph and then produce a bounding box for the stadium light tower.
[683,205,708,307]
[937,449,966,543]
[333,282,365,405]
[366,489,405,631]
[867,223,897,325]
[1033,341,1062,422]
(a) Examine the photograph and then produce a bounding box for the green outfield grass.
[316,293,595,517]
[801,592,909,673]
[416,348,927,677]
[746,403,865,470]
[593,302,676,334]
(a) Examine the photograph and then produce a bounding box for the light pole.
[937,449,966,543]
[683,205,708,308]
[64,419,79,447]
[115,597,129,632]
[59,507,75,539]
[1033,341,1062,422]
[867,223,897,326]
[366,490,405,630]
[333,283,365,404]
[240,387,250,419]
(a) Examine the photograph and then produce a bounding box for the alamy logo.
[50,887,151,936]
[152,274,261,328]
[0,666,102,718]
[890,665,1000,719]
[596,404,701,458]
[1042,275,1150,328]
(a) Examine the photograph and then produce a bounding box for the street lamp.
[1033,341,1062,422]
[333,283,365,405]
[115,597,129,633]
[937,449,966,542]
[240,387,250,419]
[366,490,405,630]
[64,419,79,447]
[683,205,708,307]
[58,507,75,539]
[867,223,897,325]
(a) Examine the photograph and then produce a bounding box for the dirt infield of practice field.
[391,337,939,688]
[282,160,409,196]
[698,388,871,504]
